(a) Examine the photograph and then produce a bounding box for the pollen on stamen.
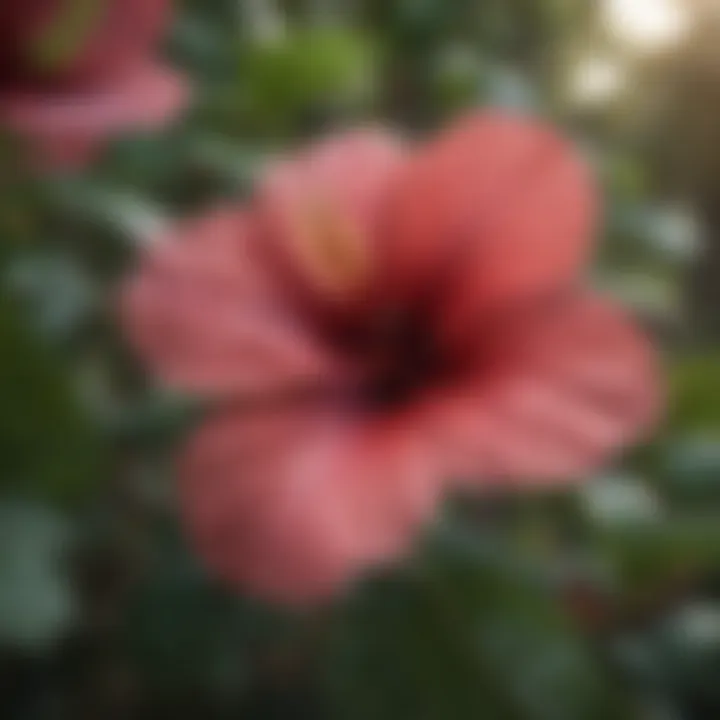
[294,199,371,298]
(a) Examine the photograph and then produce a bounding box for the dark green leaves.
[0,501,76,652]
[326,530,634,720]
[0,293,99,503]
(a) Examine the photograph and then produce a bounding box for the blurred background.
[3,0,720,718]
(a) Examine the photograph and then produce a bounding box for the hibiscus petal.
[255,128,405,310]
[0,61,188,168]
[120,208,345,398]
[0,0,171,86]
[383,111,596,334]
[180,405,438,605]
[422,294,661,488]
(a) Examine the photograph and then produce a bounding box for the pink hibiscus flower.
[0,0,188,168]
[121,112,661,605]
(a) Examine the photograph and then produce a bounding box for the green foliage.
[670,354,720,432]
[238,26,377,136]
[123,548,254,698]
[0,501,76,651]
[1,1,719,719]
[0,292,99,503]
[327,531,634,720]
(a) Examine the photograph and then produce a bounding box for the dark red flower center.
[327,304,460,413]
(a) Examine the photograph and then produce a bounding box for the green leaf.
[661,436,720,503]
[669,354,720,432]
[238,27,377,135]
[6,253,97,340]
[581,474,663,527]
[325,530,634,720]
[0,292,99,502]
[480,64,539,113]
[598,518,720,589]
[623,603,720,712]
[0,501,76,652]
[122,542,267,701]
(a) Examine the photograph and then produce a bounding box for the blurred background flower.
[0,0,188,168]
